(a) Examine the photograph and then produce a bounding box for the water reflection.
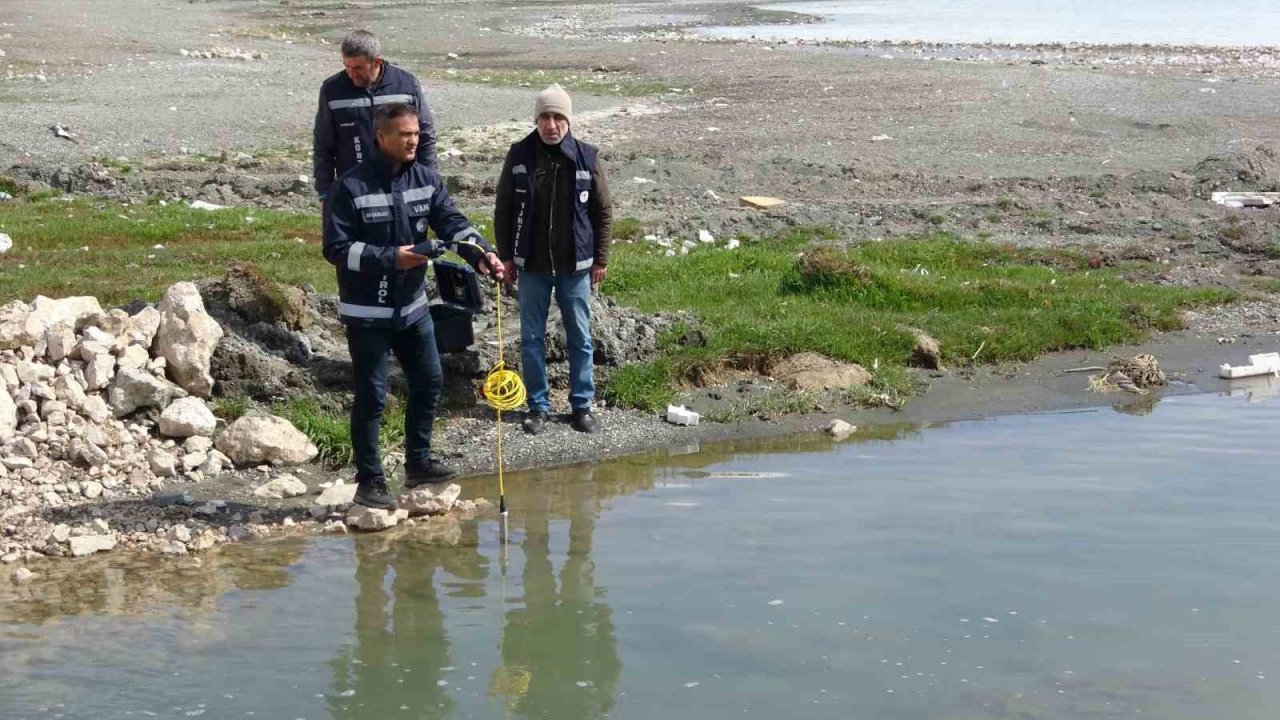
[326,522,485,718]
[0,537,307,624]
[1222,374,1279,404]
[491,465,622,719]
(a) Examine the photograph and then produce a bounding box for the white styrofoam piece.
[1219,351,1280,379]
[666,404,700,426]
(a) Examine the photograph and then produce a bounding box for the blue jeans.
[518,270,594,413]
[345,317,442,483]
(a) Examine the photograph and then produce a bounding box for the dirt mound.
[1193,146,1280,196]
[768,352,872,391]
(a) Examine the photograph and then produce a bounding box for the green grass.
[0,197,325,305]
[421,67,670,97]
[702,389,823,423]
[273,396,406,468]
[0,195,496,306]
[599,228,1235,411]
[1247,276,1280,294]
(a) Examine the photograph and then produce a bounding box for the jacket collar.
[525,129,580,166]
[368,148,414,182]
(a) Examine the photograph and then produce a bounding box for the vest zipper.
[548,162,558,276]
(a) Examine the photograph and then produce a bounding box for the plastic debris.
[189,200,226,211]
[739,196,786,210]
[1220,352,1280,379]
[666,404,700,426]
[1211,191,1280,208]
[50,124,78,143]
[0,233,11,254]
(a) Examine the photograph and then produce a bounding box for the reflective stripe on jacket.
[322,153,492,329]
[313,62,437,195]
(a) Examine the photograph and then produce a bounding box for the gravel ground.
[3,0,1280,562]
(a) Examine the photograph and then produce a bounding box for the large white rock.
[68,534,117,557]
[53,374,86,410]
[158,396,216,438]
[80,395,111,424]
[23,296,103,353]
[252,474,308,499]
[825,419,856,441]
[83,351,115,391]
[15,359,53,384]
[345,506,401,531]
[94,308,132,336]
[147,447,176,477]
[0,300,30,350]
[116,344,149,372]
[108,368,177,417]
[155,283,223,398]
[44,322,76,363]
[128,306,162,349]
[0,386,15,442]
[0,362,18,389]
[314,480,357,508]
[399,483,462,517]
[215,414,318,465]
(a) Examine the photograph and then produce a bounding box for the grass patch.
[702,389,823,423]
[600,228,1234,411]
[0,195,495,306]
[1247,276,1280,294]
[602,358,674,411]
[211,397,250,423]
[613,216,646,243]
[0,197,325,304]
[272,395,406,468]
[422,67,669,97]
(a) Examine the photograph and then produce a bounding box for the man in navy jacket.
[313,30,438,199]
[323,103,503,510]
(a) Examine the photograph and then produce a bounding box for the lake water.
[2,387,1280,718]
[701,0,1280,47]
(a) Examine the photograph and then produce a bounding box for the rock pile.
[0,283,317,564]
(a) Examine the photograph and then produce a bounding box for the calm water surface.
[702,0,1280,46]
[2,389,1279,719]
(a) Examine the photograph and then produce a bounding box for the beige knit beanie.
[534,83,573,125]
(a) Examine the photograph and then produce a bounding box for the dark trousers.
[346,317,442,484]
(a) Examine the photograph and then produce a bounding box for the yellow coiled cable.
[449,238,524,517]
[480,273,524,516]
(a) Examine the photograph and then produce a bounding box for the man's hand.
[502,260,517,285]
[591,263,607,288]
[478,251,506,282]
[396,245,431,270]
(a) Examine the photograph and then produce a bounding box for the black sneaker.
[522,410,550,435]
[571,409,599,434]
[354,477,395,509]
[404,459,458,489]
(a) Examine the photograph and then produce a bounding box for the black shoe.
[404,459,458,489]
[354,478,395,509]
[522,410,550,435]
[572,409,599,434]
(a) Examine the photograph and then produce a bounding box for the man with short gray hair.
[313,29,438,199]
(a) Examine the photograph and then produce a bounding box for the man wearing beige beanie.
[495,84,614,435]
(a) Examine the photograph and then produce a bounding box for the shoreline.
[3,0,1280,568]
